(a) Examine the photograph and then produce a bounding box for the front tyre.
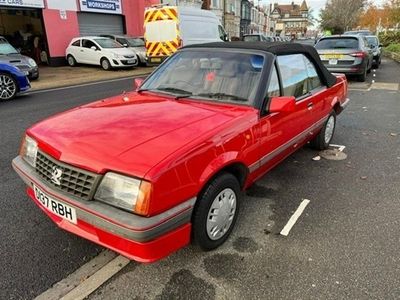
[192,173,241,251]
[0,73,17,100]
[101,58,111,71]
[310,112,336,150]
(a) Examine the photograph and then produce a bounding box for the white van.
[144,5,227,64]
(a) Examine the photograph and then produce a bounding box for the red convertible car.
[13,42,349,262]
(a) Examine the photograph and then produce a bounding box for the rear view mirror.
[269,96,296,113]
[134,78,144,91]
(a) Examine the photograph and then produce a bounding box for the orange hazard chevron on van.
[144,6,181,61]
[144,7,178,23]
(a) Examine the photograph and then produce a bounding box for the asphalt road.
[0,78,135,300]
[2,60,400,300]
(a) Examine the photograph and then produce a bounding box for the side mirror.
[123,43,128,47]
[269,96,296,113]
[90,46,97,51]
[223,33,229,42]
[134,78,144,91]
[379,44,383,48]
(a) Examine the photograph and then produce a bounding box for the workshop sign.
[79,0,122,14]
[0,0,44,8]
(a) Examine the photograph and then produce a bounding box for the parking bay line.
[34,250,129,300]
[280,199,310,236]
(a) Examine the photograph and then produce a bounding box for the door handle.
[307,102,313,110]
[80,50,84,52]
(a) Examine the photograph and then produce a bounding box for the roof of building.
[272,1,308,17]
[183,41,337,88]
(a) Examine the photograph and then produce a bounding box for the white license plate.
[127,60,135,64]
[329,59,338,65]
[33,185,77,224]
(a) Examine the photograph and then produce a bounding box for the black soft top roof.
[183,42,337,88]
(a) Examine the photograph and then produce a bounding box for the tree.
[320,0,367,33]
[307,7,316,27]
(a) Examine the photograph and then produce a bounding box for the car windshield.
[244,35,260,42]
[0,41,18,55]
[94,39,123,49]
[366,36,378,47]
[126,38,144,47]
[315,37,359,49]
[140,50,265,105]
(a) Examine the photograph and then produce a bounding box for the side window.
[303,56,323,91]
[82,39,97,49]
[218,25,226,41]
[71,40,80,47]
[277,54,309,99]
[116,38,127,46]
[267,65,280,98]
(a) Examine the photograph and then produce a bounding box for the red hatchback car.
[13,42,348,262]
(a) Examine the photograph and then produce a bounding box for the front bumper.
[111,57,137,68]
[12,156,194,262]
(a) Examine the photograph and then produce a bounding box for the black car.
[365,35,382,68]
[315,35,373,82]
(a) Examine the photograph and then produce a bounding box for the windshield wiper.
[195,92,247,102]
[137,87,193,99]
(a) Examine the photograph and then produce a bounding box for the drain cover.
[319,148,347,161]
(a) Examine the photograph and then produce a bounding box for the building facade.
[0,0,159,66]
[270,0,308,37]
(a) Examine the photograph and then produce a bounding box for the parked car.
[144,5,227,64]
[365,35,382,68]
[100,35,147,66]
[0,36,39,80]
[315,35,373,82]
[13,42,348,262]
[0,62,30,100]
[66,37,137,70]
[243,34,273,42]
[343,30,372,36]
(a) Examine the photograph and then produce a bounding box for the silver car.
[315,35,373,82]
[100,35,147,66]
[0,36,39,80]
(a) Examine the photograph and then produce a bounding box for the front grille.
[35,151,100,200]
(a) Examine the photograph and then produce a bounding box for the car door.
[81,39,101,65]
[68,39,81,62]
[252,56,313,178]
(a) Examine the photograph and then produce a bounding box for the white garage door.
[78,13,124,36]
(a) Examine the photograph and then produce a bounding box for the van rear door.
[144,6,181,64]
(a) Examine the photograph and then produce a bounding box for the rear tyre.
[192,173,241,251]
[357,67,367,82]
[101,58,111,71]
[67,55,76,67]
[0,72,17,101]
[310,112,336,150]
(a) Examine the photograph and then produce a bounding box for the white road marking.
[26,74,150,95]
[329,144,346,152]
[280,199,310,236]
[60,255,130,300]
[34,250,123,300]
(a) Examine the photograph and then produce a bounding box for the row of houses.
[168,0,310,39]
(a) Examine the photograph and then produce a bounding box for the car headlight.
[94,172,152,215]
[28,58,37,67]
[113,53,123,59]
[20,135,38,167]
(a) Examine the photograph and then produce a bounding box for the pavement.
[30,65,154,91]
[1,59,399,300]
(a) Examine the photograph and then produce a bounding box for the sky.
[258,0,387,28]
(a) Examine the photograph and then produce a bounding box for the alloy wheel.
[324,115,335,144]
[0,74,17,100]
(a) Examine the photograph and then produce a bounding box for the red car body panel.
[14,59,348,262]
